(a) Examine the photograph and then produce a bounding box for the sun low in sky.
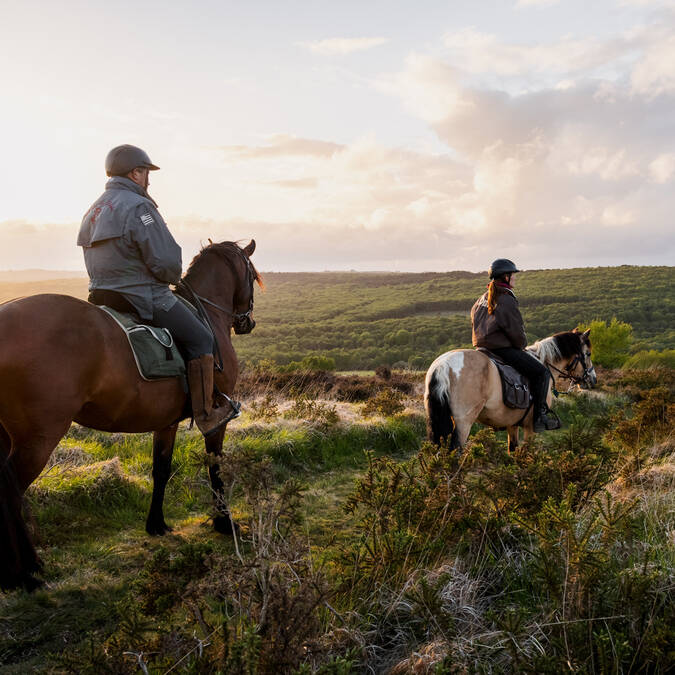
[1,0,674,272]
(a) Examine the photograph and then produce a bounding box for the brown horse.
[424,329,596,451]
[0,240,262,590]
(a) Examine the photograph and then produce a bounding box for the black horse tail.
[425,369,459,450]
[0,452,42,591]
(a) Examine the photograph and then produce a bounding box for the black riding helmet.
[105,144,160,177]
[489,258,521,279]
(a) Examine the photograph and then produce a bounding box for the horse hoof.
[21,573,44,593]
[213,514,239,536]
[146,521,173,536]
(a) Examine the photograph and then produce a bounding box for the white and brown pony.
[424,329,596,452]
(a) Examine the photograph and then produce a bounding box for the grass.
[1,370,673,673]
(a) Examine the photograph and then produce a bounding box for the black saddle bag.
[477,348,531,409]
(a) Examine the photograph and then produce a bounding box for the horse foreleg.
[204,427,237,535]
[507,426,519,454]
[146,424,178,536]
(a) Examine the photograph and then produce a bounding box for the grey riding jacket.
[78,177,182,320]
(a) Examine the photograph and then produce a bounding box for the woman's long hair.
[487,275,509,314]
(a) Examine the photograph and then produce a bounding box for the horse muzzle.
[234,315,255,334]
[580,367,597,389]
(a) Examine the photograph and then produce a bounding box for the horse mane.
[183,241,263,288]
[529,331,582,363]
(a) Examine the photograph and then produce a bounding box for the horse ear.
[582,328,591,339]
[243,239,256,256]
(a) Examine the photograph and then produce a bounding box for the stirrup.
[216,391,241,420]
[534,408,561,432]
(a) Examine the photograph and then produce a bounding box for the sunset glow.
[1,0,674,271]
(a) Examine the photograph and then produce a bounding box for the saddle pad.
[477,348,531,409]
[99,306,187,385]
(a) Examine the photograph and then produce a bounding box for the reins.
[176,279,225,373]
[175,246,256,375]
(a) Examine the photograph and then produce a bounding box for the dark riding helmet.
[489,258,520,279]
[105,144,160,177]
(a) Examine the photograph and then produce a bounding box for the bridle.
[545,349,594,394]
[176,247,256,372]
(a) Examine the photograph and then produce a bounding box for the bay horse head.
[180,239,263,334]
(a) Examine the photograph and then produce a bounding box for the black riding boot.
[532,370,561,432]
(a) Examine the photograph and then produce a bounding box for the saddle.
[476,348,531,409]
[99,306,187,389]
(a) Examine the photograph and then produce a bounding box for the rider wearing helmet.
[77,144,235,436]
[471,259,560,432]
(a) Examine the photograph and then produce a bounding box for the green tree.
[578,318,633,368]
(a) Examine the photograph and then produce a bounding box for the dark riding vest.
[78,177,182,320]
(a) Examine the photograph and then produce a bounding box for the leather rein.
[175,249,255,373]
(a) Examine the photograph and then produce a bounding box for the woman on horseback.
[470,259,560,432]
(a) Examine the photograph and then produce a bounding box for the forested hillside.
[233,266,673,369]
[0,266,671,371]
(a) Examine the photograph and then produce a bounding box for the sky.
[1,0,674,272]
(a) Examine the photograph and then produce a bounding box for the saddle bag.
[477,348,531,409]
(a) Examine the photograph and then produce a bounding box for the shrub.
[248,393,280,422]
[279,354,337,373]
[577,318,632,368]
[284,394,339,428]
[361,389,405,418]
[623,349,675,370]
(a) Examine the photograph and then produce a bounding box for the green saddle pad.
[99,306,187,386]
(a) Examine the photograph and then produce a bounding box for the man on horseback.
[471,259,561,432]
[77,144,235,436]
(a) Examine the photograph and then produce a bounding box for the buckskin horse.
[0,240,262,590]
[425,329,596,451]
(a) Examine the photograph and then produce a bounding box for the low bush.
[623,348,675,370]
[284,394,339,429]
[361,388,405,417]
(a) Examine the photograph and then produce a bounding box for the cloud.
[441,28,630,79]
[219,134,344,159]
[0,221,83,270]
[515,0,560,7]
[298,37,387,55]
[649,153,675,182]
[267,178,319,189]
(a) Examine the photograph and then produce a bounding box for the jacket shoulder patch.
[140,213,155,226]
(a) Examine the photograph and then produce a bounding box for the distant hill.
[230,266,675,370]
[0,269,85,282]
[0,266,672,370]
[0,277,89,304]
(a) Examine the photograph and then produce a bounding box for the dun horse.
[425,329,596,451]
[0,240,262,590]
